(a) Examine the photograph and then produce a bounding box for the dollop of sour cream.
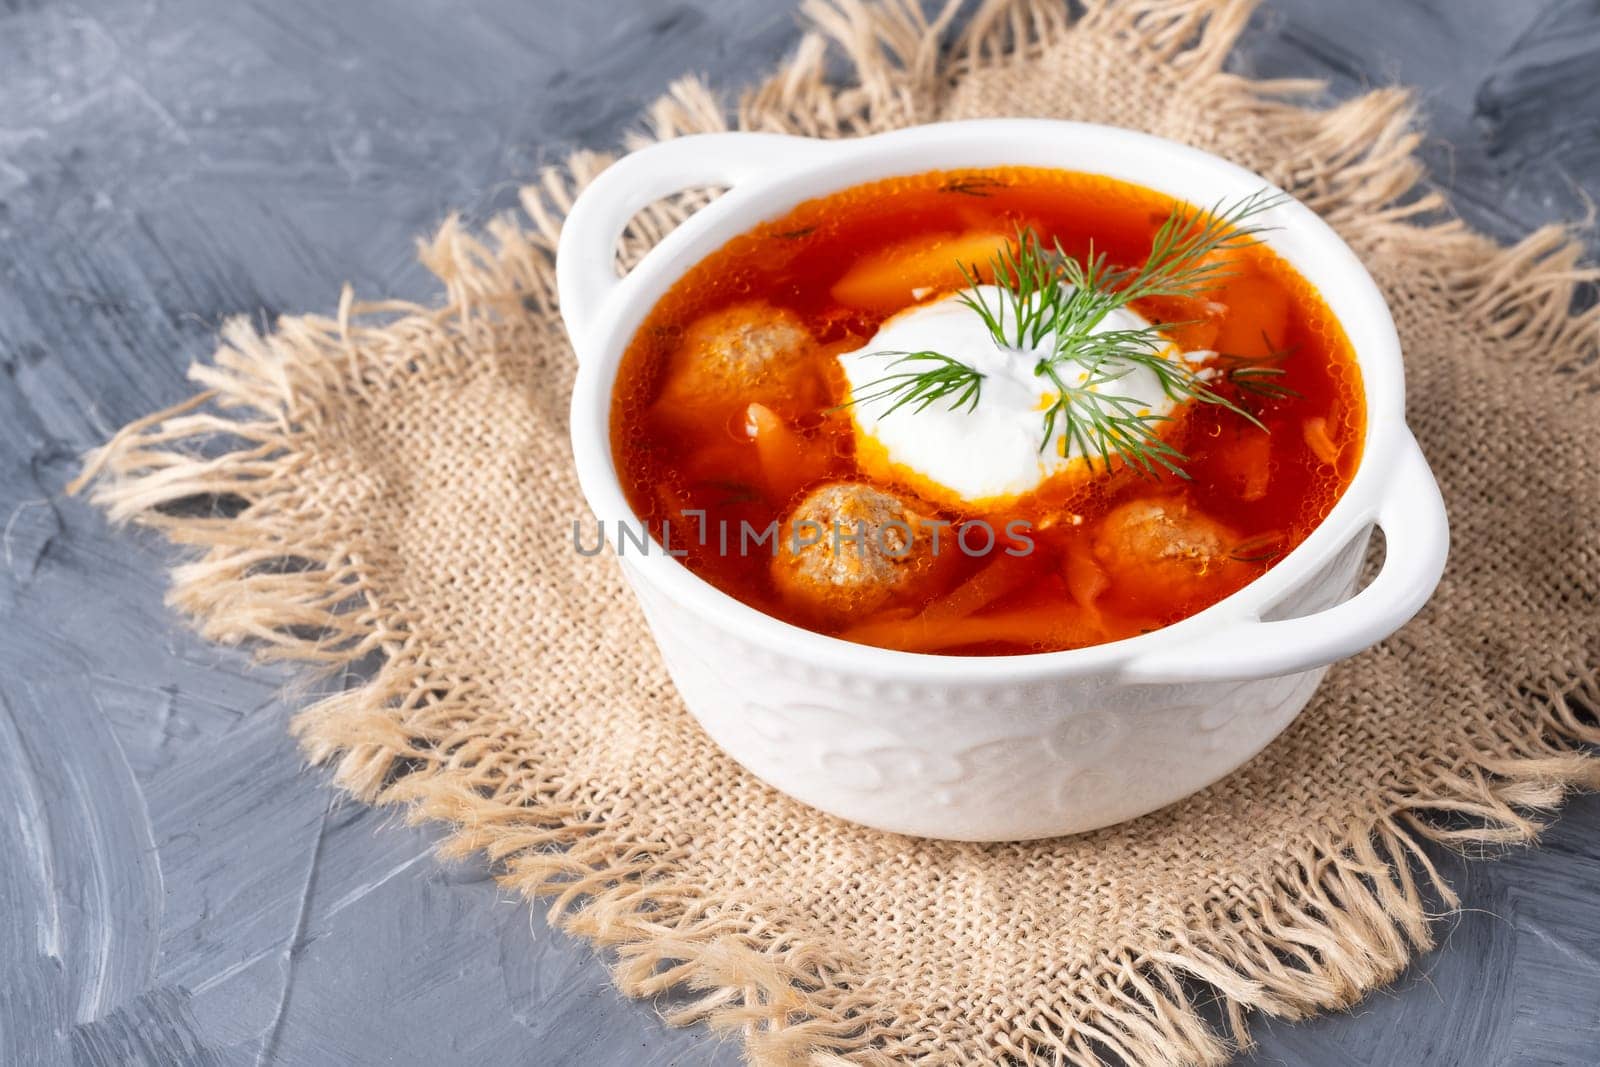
[839,287,1195,505]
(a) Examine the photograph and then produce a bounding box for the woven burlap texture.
[74,0,1600,1064]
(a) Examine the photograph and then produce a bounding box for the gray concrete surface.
[3,1,1598,1064]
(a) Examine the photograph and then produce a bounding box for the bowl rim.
[562,119,1417,684]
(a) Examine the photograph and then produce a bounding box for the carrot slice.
[1302,417,1341,467]
[921,551,1040,621]
[682,441,757,483]
[1207,259,1290,358]
[835,552,1080,652]
[745,403,830,498]
[1216,428,1271,501]
[1063,540,1109,610]
[830,231,1012,312]
[839,609,1102,654]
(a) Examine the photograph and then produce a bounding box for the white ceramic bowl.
[557,120,1449,842]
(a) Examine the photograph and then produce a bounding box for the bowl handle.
[1120,430,1449,684]
[556,132,840,356]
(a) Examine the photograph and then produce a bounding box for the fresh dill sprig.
[1217,335,1301,402]
[1035,359,1188,477]
[1034,339,1268,476]
[1018,191,1284,474]
[939,175,1009,197]
[1226,364,1296,400]
[840,189,1289,477]
[1115,189,1286,302]
[956,227,1062,350]
[1228,531,1286,563]
[841,350,984,416]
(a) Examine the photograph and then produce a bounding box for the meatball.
[771,482,932,623]
[1092,497,1246,609]
[662,302,813,406]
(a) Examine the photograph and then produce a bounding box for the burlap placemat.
[73,0,1600,1063]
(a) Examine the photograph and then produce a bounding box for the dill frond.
[840,350,985,417]
[839,190,1287,476]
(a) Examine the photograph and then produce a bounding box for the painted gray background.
[3,1,1598,1064]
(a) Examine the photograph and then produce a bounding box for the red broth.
[609,167,1364,655]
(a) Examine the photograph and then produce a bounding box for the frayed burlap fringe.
[71,1,1600,1064]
